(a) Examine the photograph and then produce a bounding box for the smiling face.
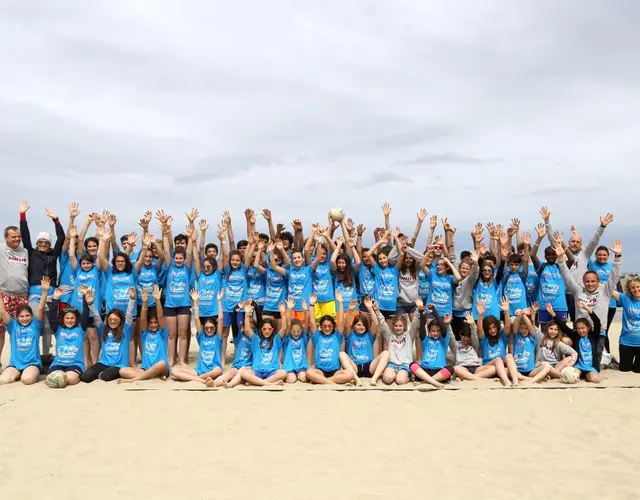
[290,323,302,339]
[230,253,242,269]
[37,239,51,252]
[17,307,33,326]
[481,265,494,281]
[628,279,640,299]
[206,247,218,259]
[203,320,216,336]
[583,272,600,293]
[353,319,367,335]
[320,319,334,335]
[459,262,471,278]
[203,260,214,275]
[336,256,347,272]
[436,259,447,275]
[174,252,185,266]
[429,323,441,339]
[377,252,389,267]
[568,235,582,253]
[80,257,94,272]
[107,312,121,329]
[62,311,77,328]
[545,248,557,264]
[5,228,21,249]
[292,251,304,268]
[393,319,405,334]
[575,320,590,337]
[261,321,275,338]
[143,249,154,266]
[114,255,127,272]
[487,322,499,336]
[547,323,559,339]
[595,249,609,264]
[86,240,98,256]
[148,316,159,332]
[317,247,328,264]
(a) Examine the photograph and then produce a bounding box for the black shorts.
[321,369,338,378]
[380,310,395,319]
[164,306,191,317]
[420,365,454,377]
[356,361,372,378]
[85,316,96,328]
[465,365,478,374]
[263,311,281,319]
[520,370,532,377]
[48,365,83,375]
[396,304,416,315]
[137,305,157,318]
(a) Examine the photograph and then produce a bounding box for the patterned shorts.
[0,293,28,328]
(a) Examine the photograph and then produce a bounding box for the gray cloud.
[393,153,496,167]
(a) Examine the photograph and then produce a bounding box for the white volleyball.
[328,207,344,222]
[46,370,67,389]
[560,367,580,384]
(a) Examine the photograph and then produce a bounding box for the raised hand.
[540,206,551,222]
[554,244,565,259]
[19,199,30,214]
[261,208,272,220]
[443,314,452,325]
[186,208,200,223]
[531,301,540,314]
[286,296,295,310]
[155,210,168,224]
[127,232,138,246]
[500,297,510,312]
[577,300,593,314]
[40,276,51,292]
[415,296,424,309]
[442,218,452,232]
[348,299,358,311]
[68,201,80,218]
[152,285,162,301]
[45,207,57,220]
[553,231,564,245]
[102,227,112,242]
[52,288,63,301]
[335,290,343,302]
[68,225,78,238]
[570,225,579,235]
[108,214,118,227]
[301,299,308,311]
[417,208,427,222]
[143,233,155,247]
[276,223,285,233]
[309,293,317,306]
[610,239,622,255]
[464,311,475,325]
[522,232,531,246]
[429,215,437,230]
[223,211,231,225]
[217,290,224,301]
[545,302,554,315]
[199,218,209,232]
[128,287,136,300]
[291,219,302,231]
[83,287,95,305]
[600,213,614,227]
[470,250,480,264]
[535,223,546,239]
[363,295,373,309]
[356,224,366,236]
[476,300,486,316]
[345,217,355,233]
[141,288,149,303]
[190,289,199,302]
[382,202,391,217]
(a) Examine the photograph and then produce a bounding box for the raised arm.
[292,219,304,250]
[243,302,254,338]
[476,301,486,340]
[409,209,427,247]
[190,289,202,333]
[140,288,151,333]
[198,218,208,261]
[530,223,546,269]
[97,228,111,272]
[330,239,341,272]
[268,243,287,277]
[162,222,172,268]
[19,199,33,252]
[125,287,136,326]
[107,213,119,255]
[608,240,623,300]
[366,232,391,260]
[555,245,581,296]
[63,201,80,254]
[244,236,257,271]
[426,215,437,247]
[68,226,79,271]
[304,226,317,265]
[223,211,235,251]
[261,209,277,242]
[78,213,94,245]
[339,220,354,259]
[185,226,195,270]
[218,223,229,270]
[254,241,267,274]
[583,213,613,258]
[500,297,511,334]
[152,285,165,330]
[443,257,462,283]
[335,290,344,333]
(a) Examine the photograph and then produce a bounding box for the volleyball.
[46,370,67,389]
[560,367,580,384]
[329,207,344,222]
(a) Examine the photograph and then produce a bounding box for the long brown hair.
[103,308,125,341]
[336,254,354,287]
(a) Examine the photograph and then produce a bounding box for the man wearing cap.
[19,199,66,362]
[0,204,30,366]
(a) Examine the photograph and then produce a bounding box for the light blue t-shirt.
[418,268,431,300]
[251,334,282,373]
[537,263,567,311]
[311,331,343,372]
[104,267,137,313]
[137,264,159,307]
[97,323,133,368]
[513,332,537,372]
[58,252,75,303]
[52,326,85,371]
[231,331,253,369]
[283,333,309,372]
[222,265,248,313]
[524,264,539,307]
[194,331,223,375]
[197,271,222,317]
[481,331,510,364]
[246,266,266,305]
[264,267,287,312]
[472,280,501,320]
[358,265,376,297]
[502,270,528,317]
[165,263,191,308]
[71,266,101,312]
[313,259,334,303]
[141,327,169,370]
[346,331,375,364]
[429,273,455,316]
[575,336,596,372]
[7,318,42,370]
[286,265,313,311]
[619,293,640,347]
[372,262,399,312]
[334,275,358,312]
[420,334,449,370]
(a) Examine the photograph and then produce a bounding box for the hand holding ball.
[329,207,344,222]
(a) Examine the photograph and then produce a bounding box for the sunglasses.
[204,325,216,331]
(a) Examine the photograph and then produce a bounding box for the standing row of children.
[1,201,639,389]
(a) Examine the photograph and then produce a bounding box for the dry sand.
[1,322,639,500]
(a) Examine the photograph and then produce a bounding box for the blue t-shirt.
[71,266,101,312]
[358,265,376,298]
[165,263,191,308]
[141,327,169,370]
[222,266,248,313]
[472,280,500,320]
[58,252,75,303]
[264,267,287,312]
[251,334,282,372]
[137,264,159,307]
[619,293,640,347]
[346,331,375,364]
[334,275,358,312]
[589,260,616,308]
[537,263,567,311]
[524,264,539,307]
[420,333,449,370]
[481,331,509,364]
[287,265,313,311]
[372,262,399,312]
[194,331,223,375]
[7,318,42,370]
[197,271,222,317]
[283,333,309,372]
[312,260,334,303]
[52,326,85,371]
[575,336,595,372]
[429,273,455,316]
[502,271,528,317]
[97,323,133,368]
[246,266,266,304]
[231,331,253,369]
[311,331,343,371]
[104,267,137,313]
[418,268,431,300]
[513,333,537,372]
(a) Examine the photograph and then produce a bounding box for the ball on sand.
[560,367,580,384]
[46,370,67,389]
[328,207,344,222]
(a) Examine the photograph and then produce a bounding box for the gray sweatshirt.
[0,243,29,296]
[559,257,620,333]
[453,264,479,312]
[448,322,481,367]
[546,222,605,281]
[534,330,576,366]
[376,309,418,366]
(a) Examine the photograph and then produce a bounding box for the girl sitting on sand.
[283,297,311,384]
[534,306,577,379]
[45,286,92,387]
[511,309,551,383]
[340,295,389,386]
[118,286,170,383]
[225,301,288,387]
[171,290,225,387]
[449,311,497,381]
[477,298,519,387]
[546,302,602,383]
[306,292,356,385]
[0,277,50,385]
[80,286,136,383]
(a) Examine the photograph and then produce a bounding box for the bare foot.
[222,380,230,389]
[205,378,215,387]
[354,375,362,387]
[370,379,378,387]
[160,376,167,381]
[213,378,224,387]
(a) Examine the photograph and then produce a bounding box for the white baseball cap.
[36,232,52,244]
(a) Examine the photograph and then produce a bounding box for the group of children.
[1,201,639,389]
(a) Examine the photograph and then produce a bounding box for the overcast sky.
[1,1,638,267]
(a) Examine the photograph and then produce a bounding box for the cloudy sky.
[1,1,639,267]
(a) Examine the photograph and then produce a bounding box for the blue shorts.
[254,368,277,380]
[195,365,221,376]
[387,363,411,373]
[287,368,307,375]
[396,304,416,315]
[48,364,82,375]
[538,309,567,323]
[223,310,245,328]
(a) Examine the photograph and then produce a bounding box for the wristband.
[615,254,622,258]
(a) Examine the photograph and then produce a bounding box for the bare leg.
[214,367,237,387]
[297,370,308,383]
[370,351,389,386]
[306,368,331,385]
[171,365,207,384]
[503,354,520,386]
[381,368,397,385]
[177,314,190,365]
[119,361,170,383]
[87,328,100,367]
[119,367,144,380]
[473,365,497,379]
[0,366,21,384]
[395,370,410,385]
[129,321,141,367]
[66,371,81,386]
[454,365,482,381]
[83,336,92,369]
[0,327,5,362]
[222,326,231,366]
[522,362,551,384]
[166,316,178,366]
[412,365,445,388]
[329,369,355,385]
[339,352,360,386]
[285,372,298,384]
[224,367,245,388]
[20,365,40,385]
[488,358,512,386]
[586,371,600,383]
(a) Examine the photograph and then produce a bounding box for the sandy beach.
[1,322,639,500]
